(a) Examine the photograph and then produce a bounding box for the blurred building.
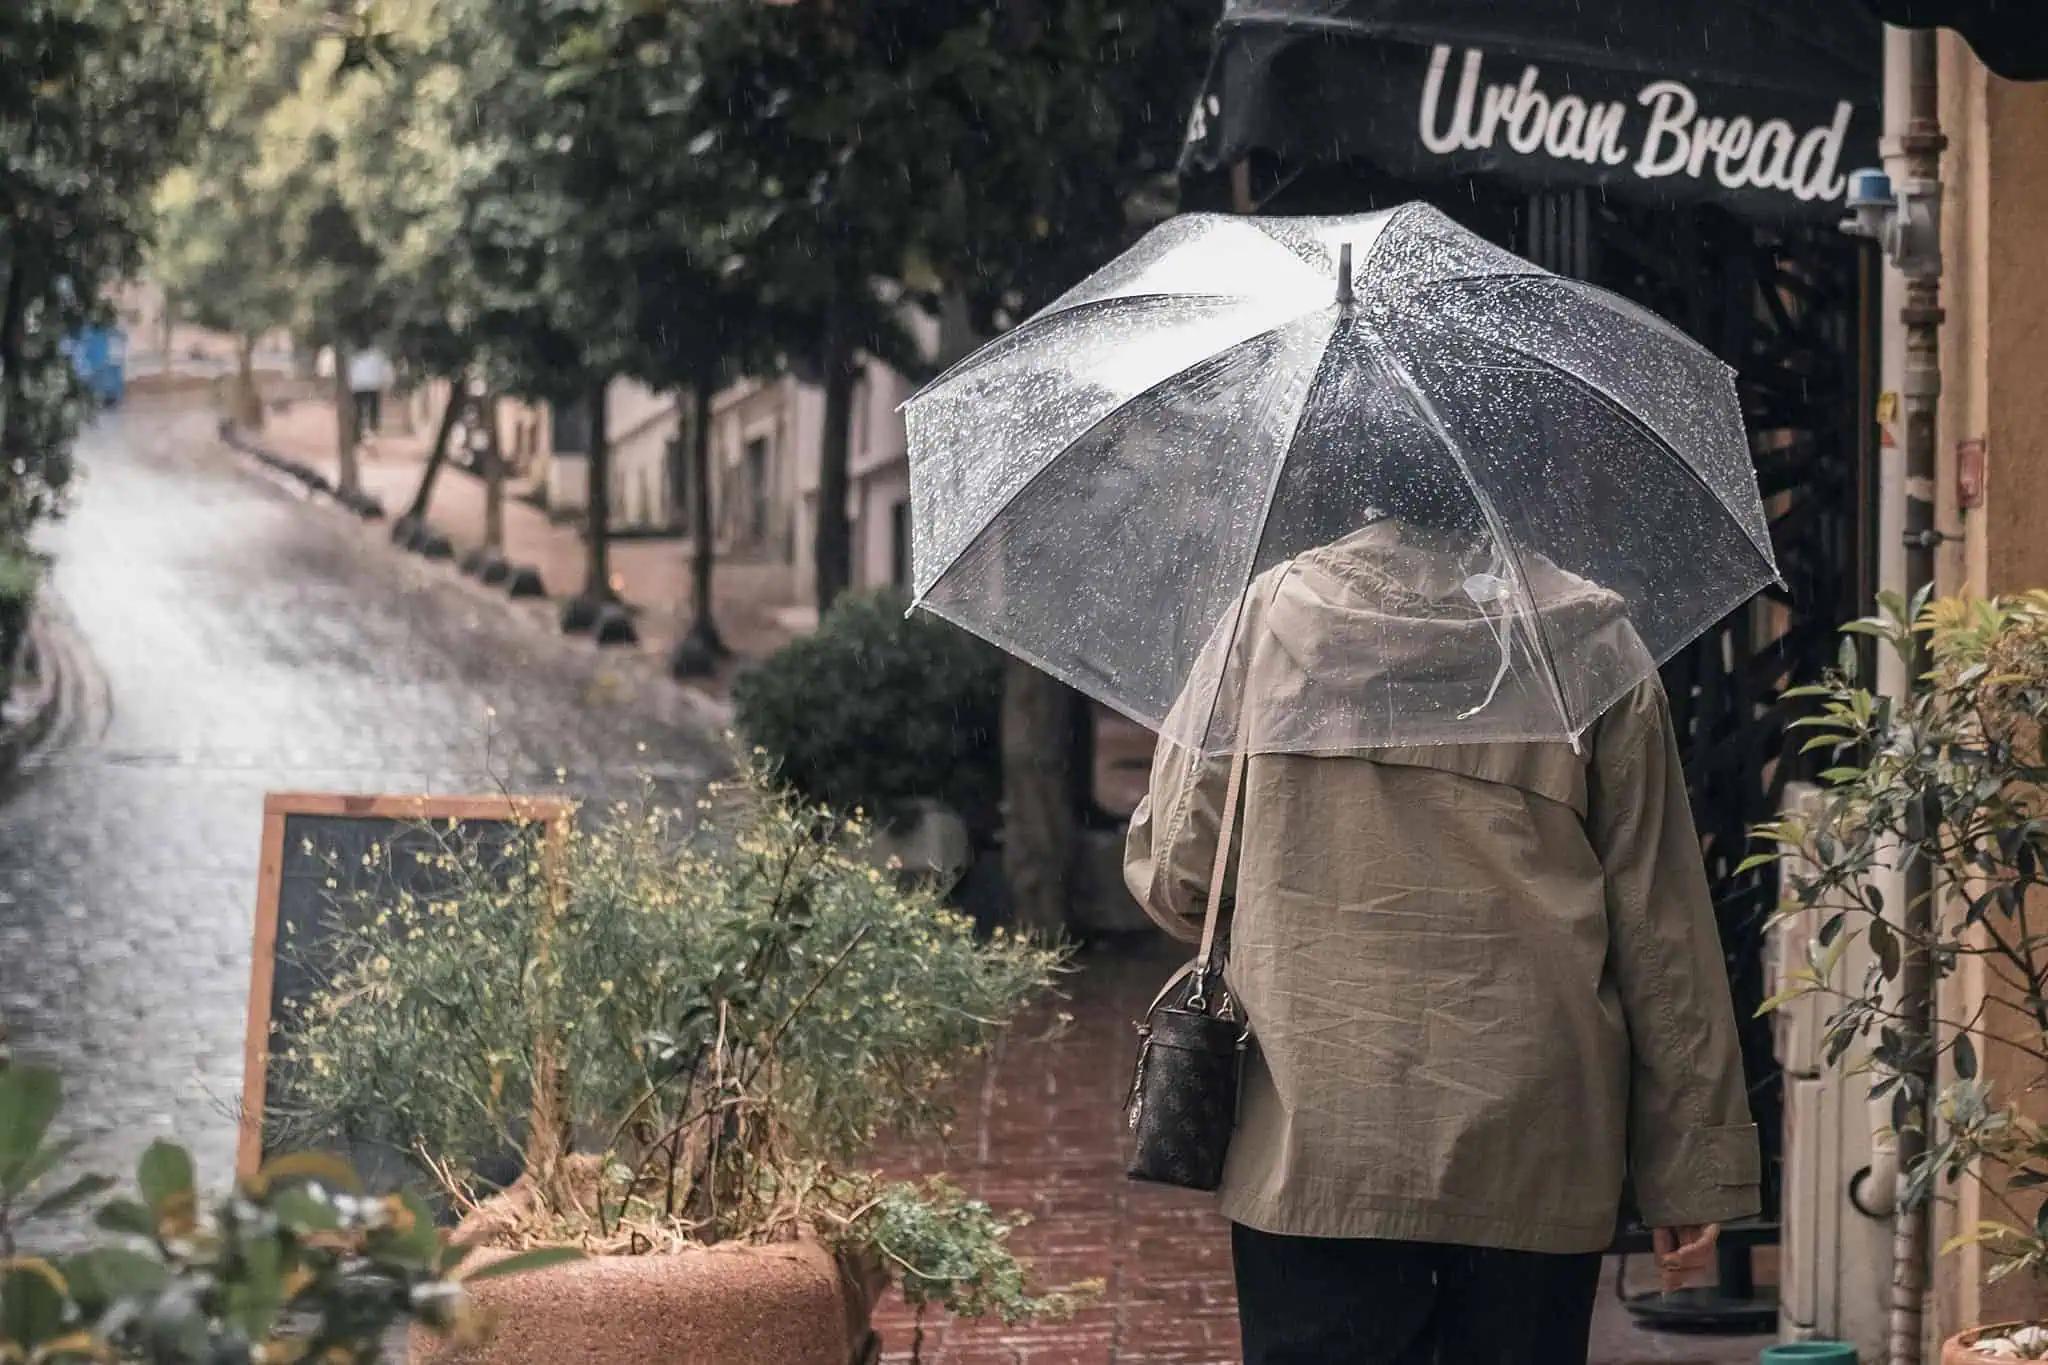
[531,319,937,625]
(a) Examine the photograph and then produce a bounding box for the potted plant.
[0,1061,563,1361]
[1756,590,2048,1362]
[271,766,1079,1364]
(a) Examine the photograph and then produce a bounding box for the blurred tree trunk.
[402,377,464,524]
[331,348,360,496]
[1003,658,1076,938]
[481,392,505,551]
[814,281,855,613]
[232,333,263,431]
[678,374,724,663]
[1,251,28,460]
[583,377,611,600]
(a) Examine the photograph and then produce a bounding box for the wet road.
[0,401,723,1194]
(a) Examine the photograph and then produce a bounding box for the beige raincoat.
[1124,524,1760,1253]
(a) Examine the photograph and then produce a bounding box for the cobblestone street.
[0,396,725,1195]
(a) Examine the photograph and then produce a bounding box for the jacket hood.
[1267,519,1631,679]
[1162,518,1649,753]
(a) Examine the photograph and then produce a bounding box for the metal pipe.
[1888,24,1944,1365]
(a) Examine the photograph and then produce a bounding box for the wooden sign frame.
[238,791,571,1178]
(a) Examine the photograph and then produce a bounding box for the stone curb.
[0,608,67,781]
[219,420,386,519]
[214,420,737,737]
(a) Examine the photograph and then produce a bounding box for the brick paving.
[866,934,1777,1364]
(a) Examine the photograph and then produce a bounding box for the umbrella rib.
[1364,330,1585,746]
[1180,322,1343,757]
[1400,286,1780,580]
[911,317,1306,610]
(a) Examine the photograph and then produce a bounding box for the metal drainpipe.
[1889,24,1945,1365]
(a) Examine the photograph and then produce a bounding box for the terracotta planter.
[414,1237,884,1365]
[1944,1323,2048,1364]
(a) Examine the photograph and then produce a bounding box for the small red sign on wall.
[1958,438,1987,510]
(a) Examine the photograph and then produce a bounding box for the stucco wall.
[1935,39,2048,1339]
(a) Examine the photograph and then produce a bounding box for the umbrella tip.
[1336,243,1355,313]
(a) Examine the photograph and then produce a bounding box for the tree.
[448,0,644,614]
[539,0,789,669]
[252,21,400,498]
[2,0,224,538]
[328,1,490,529]
[679,0,1213,931]
[686,4,986,614]
[961,0,1215,937]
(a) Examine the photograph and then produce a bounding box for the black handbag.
[1124,742,1250,1191]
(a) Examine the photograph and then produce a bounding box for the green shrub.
[1757,590,2048,1290]
[734,589,1002,831]
[274,768,1079,1324]
[0,1063,568,1362]
[0,539,42,705]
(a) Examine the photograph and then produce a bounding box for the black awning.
[1181,1,1884,224]
[1862,0,2048,81]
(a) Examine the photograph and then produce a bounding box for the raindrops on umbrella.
[904,203,1778,755]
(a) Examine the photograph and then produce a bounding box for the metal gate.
[1534,192,1879,1213]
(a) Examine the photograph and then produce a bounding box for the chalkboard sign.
[237,792,570,1179]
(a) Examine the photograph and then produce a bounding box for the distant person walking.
[346,346,393,438]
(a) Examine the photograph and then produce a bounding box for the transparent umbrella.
[903,203,1779,755]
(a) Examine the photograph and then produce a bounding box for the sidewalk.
[238,391,807,688]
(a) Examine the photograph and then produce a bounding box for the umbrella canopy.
[904,204,1779,756]
[1180,0,1881,223]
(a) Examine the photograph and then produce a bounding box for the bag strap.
[1184,562,1294,1012]
[1184,747,1247,1010]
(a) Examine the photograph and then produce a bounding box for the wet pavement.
[0,397,1772,1361]
[0,398,725,1195]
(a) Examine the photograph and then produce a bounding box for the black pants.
[1232,1224,1602,1365]
[353,390,380,435]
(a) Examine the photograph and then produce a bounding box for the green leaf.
[1955,1032,1979,1080]
[92,1199,154,1238]
[134,1142,193,1221]
[1754,986,1810,1016]
[1869,918,1901,980]
[27,1174,114,1221]
[60,1248,168,1306]
[1734,852,1779,875]
[267,1187,341,1233]
[0,1259,70,1348]
[459,1245,585,1282]
[224,1234,284,1340]
[0,1067,62,1193]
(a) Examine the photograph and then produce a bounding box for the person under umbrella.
[905,203,1765,1364]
